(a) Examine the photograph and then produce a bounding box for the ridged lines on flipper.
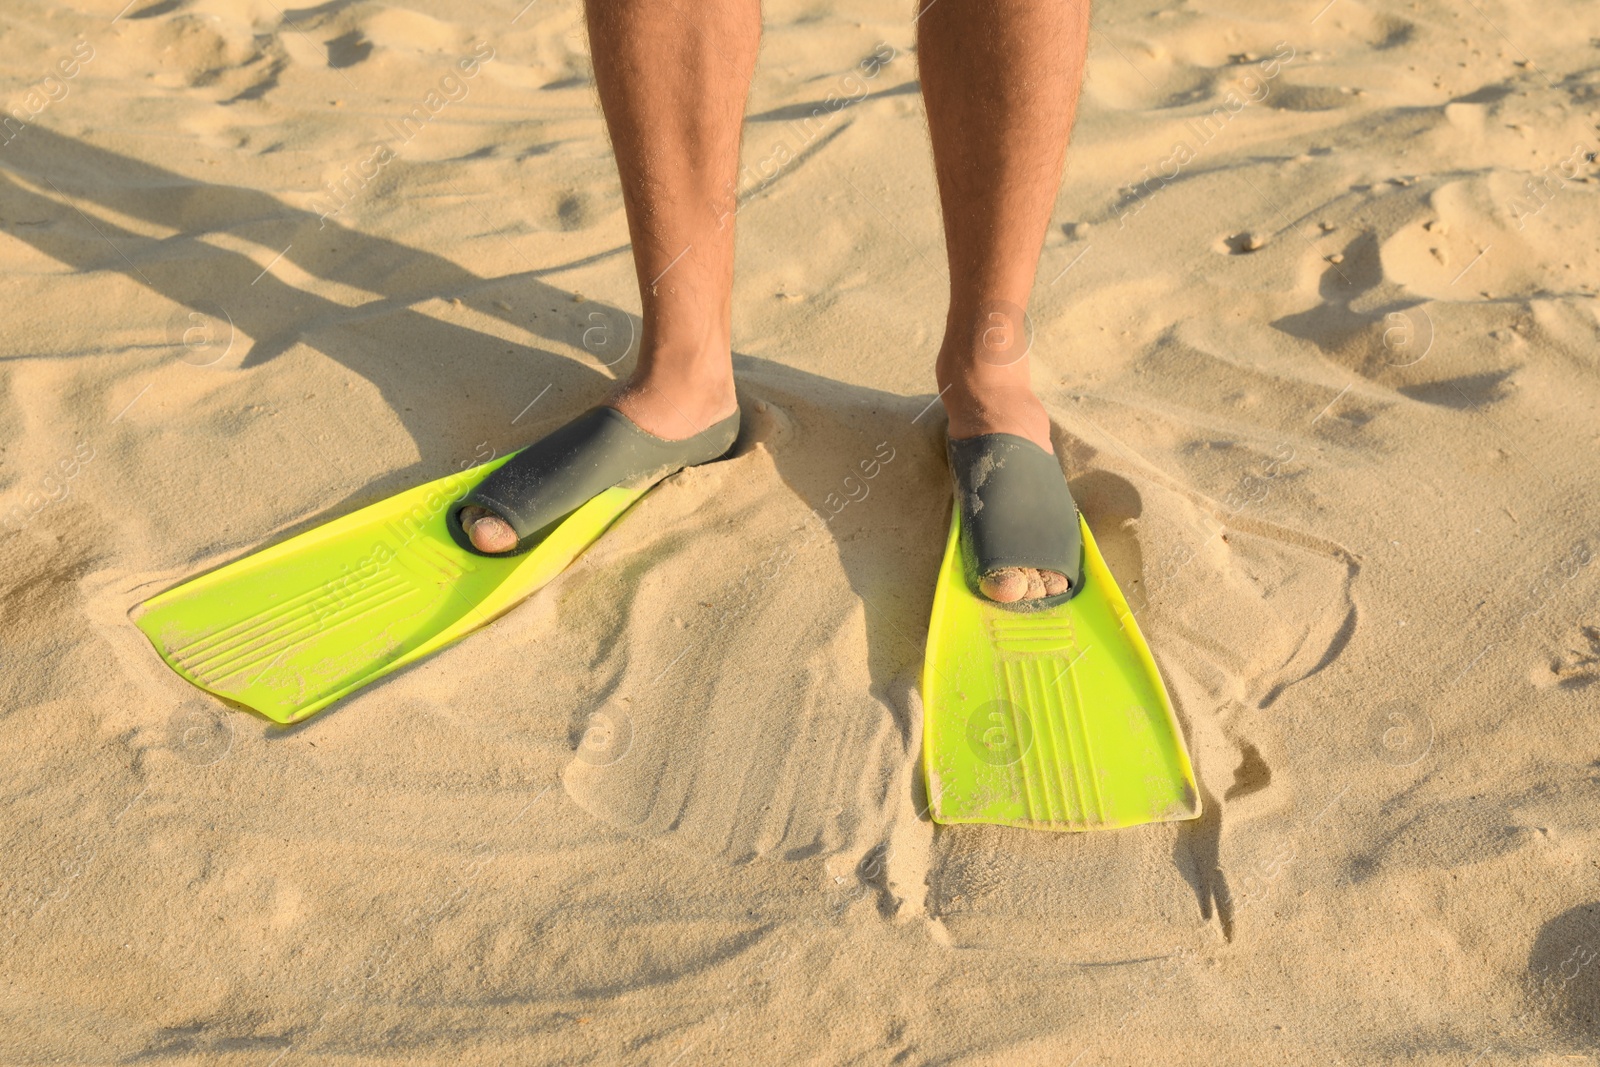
[182,579,419,687]
[176,577,421,687]
[1064,655,1106,826]
[388,521,478,580]
[988,615,1076,656]
[996,665,1046,821]
[1016,656,1067,821]
[169,574,370,661]
[998,655,1103,829]
[172,575,409,684]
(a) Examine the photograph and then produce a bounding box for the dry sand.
[3,0,1600,1062]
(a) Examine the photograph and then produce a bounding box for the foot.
[459,505,520,554]
[460,358,737,554]
[978,565,1071,604]
[939,361,1071,605]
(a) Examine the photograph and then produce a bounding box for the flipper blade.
[922,506,1200,831]
[134,455,641,724]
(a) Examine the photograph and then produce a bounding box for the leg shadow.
[0,127,632,498]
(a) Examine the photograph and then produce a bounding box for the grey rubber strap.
[948,432,1083,606]
[456,406,740,554]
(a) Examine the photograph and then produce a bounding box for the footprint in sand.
[555,377,946,870]
[121,11,279,97]
[1530,623,1600,689]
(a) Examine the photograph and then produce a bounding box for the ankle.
[608,342,737,439]
[937,360,1052,453]
[628,341,735,401]
[941,293,1034,368]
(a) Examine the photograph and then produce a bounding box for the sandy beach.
[3,0,1599,1062]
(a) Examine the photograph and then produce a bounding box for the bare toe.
[1041,570,1070,596]
[460,505,518,554]
[1023,568,1047,600]
[979,567,1030,603]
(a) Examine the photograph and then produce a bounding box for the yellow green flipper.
[921,506,1200,831]
[133,453,642,724]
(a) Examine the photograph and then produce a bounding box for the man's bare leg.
[919,0,1091,602]
[464,0,758,553]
